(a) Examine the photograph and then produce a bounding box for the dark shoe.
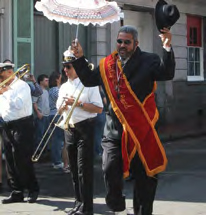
[75,211,93,215]
[67,201,82,215]
[27,191,39,203]
[2,191,24,204]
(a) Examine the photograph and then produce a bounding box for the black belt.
[5,115,33,126]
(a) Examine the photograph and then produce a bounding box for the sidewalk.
[158,118,206,141]
[1,136,206,215]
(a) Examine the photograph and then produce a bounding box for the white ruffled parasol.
[35,0,121,26]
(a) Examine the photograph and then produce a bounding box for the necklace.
[115,60,124,99]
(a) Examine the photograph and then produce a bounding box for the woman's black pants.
[65,118,95,214]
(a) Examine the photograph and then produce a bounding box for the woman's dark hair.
[61,68,67,84]
[49,71,61,88]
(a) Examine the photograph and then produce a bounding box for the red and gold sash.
[99,51,167,178]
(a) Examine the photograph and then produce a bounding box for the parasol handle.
[75,25,79,46]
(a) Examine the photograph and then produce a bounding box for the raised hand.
[159,28,172,48]
[71,39,84,59]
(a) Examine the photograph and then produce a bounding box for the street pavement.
[0,136,206,215]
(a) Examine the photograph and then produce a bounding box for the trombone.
[56,86,84,130]
[0,64,30,89]
[31,86,84,162]
[31,98,66,162]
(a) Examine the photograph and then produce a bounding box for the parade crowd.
[0,6,178,212]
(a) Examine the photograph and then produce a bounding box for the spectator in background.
[22,74,43,97]
[32,74,50,150]
[94,86,106,158]
[49,71,70,172]
[60,67,70,172]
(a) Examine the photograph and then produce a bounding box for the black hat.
[155,0,180,32]
[62,46,76,65]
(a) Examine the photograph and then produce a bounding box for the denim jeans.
[34,116,50,149]
[49,115,64,165]
[93,111,106,155]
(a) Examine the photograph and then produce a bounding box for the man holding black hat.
[155,0,180,33]
[57,47,103,215]
[0,62,39,204]
[71,19,177,215]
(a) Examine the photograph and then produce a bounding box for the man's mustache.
[119,48,127,51]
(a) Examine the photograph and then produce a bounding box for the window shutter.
[187,15,202,47]
[13,0,33,73]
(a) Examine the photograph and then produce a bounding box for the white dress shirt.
[57,78,103,125]
[0,77,32,122]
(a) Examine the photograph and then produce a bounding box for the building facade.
[0,0,206,137]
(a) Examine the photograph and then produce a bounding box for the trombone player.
[0,61,39,204]
[56,48,103,215]
[3,59,43,97]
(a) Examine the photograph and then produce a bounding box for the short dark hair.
[49,71,61,88]
[118,25,138,41]
[3,59,13,63]
[37,74,48,84]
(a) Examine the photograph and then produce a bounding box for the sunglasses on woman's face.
[64,64,72,69]
[116,39,132,45]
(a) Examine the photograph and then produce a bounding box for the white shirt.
[0,77,32,122]
[57,78,103,125]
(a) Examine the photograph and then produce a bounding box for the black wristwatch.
[80,102,84,108]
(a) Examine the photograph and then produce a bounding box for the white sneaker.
[53,162,64,169]
[114,209,128,215]
[63,166,70,173]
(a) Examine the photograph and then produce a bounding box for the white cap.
[0,62,15,68]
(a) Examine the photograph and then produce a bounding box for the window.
[13,0,34,74]
[187,15,203,81]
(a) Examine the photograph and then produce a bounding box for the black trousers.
[2,116,39,194]
[102,138,158,215]
[65,118,95,214]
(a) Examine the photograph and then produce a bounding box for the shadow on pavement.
[1,136,206,208]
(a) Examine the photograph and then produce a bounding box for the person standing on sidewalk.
[71,24,176,215]
[56,48,103,215]
[48,71,69,171]
[93,86,106,158]
[0,62,39,204]
[32,74,50,150]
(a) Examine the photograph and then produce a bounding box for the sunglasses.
[116,39,132,45]
[64,64,72,69]
[0,66,12,74]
